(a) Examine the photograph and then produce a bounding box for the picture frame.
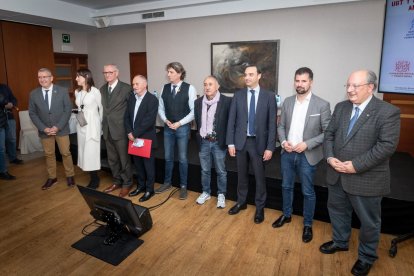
[211,40,280,94]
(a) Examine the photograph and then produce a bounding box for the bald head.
[346,70,376,105]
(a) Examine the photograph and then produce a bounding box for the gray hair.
[366,70,378,91]
[38,68,52,75]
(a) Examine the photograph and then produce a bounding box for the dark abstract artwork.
[211,40,280,94]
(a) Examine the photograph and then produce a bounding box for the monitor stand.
[71,223,144,266]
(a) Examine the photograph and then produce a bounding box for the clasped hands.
[165,120,181,130]
[44,126,59,136]
[328,157,356,174]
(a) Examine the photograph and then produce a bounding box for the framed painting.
[211,40,280,94]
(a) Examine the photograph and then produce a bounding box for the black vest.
[161,82,190,123]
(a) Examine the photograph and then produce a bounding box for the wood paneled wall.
[0,24,7,84]
[1,21,54,111]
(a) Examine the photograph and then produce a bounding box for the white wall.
[146,0,386,108]
[52,29,88,54]
[87,26,146,87]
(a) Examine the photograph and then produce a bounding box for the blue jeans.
[6,119,17,161]
[0,128,6,173]
[281,151,316,226]
[164,124,190,187]
[199,139,227,195]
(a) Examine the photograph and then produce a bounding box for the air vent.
[142,11,165,19]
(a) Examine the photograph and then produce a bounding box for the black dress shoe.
[10,158,23,165]
[0,171,16,180]
[129,187,145,197]
[351,259,372,276]
[254,208,264,224]
[42,178,58,190]
[228,203,247,215]
[272,215,291,228]
[139,192,154,202]
[302,226,313,243]
[319,241,349,254]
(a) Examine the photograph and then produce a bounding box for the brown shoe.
[119,186,132,198]
[103,184,121,193]
[42,178,58,190]
[67,176,75,187]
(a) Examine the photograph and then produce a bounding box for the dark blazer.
[124,92,159,148]
[28,84,72,138]
[324,96,400,196]
[194,93,232,150]
[226,88,277,154]
[100,80,132,140]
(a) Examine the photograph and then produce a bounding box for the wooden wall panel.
[0,23,7,84]
[1,21,54,111]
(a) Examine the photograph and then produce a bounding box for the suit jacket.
[28,84,72,138]
[100,80,132,140]
[194,93,232,150]
[226,88,277,153]
[124,92,158,148]
[324,96,400,196]
[278,93,331,165]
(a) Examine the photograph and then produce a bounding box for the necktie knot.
[108,86,112,94]
[250,89,255,95]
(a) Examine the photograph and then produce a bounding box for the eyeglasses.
[103,71,115,75]
[38,76,52,79]
[344,83,370,90]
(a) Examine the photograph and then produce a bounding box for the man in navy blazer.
[320,70,400,276]
[194,75,232,208]
[29,68,75,189]
[226,64,277,223]
[125,75,158,202]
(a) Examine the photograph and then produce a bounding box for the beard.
[296,87,309,94]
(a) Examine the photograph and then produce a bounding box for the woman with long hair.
[74,68,103,189]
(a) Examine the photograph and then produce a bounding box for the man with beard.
[272,67,331,243]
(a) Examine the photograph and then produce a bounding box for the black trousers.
[132,154,155,193]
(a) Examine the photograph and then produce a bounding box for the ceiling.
[0,0,366,31]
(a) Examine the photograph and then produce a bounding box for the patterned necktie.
[44,90,49,110]
[172,85,177,98]
[347,106,360,136]
[248,89,256,136]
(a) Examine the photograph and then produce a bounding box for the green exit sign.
[62,34,71,44]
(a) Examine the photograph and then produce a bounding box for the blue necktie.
[44,90,49,110]
[172,85,177,98]
[248,89,256,136]
[347,106,360,136]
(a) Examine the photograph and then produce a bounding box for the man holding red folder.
[124,75,158,202]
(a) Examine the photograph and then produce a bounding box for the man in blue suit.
[320,70,400,276]
[226,64,277,223]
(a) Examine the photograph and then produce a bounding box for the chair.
[18,110,43,154]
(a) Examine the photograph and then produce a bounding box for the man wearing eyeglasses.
[100,64,133,197]
[320,70,400,276]
[29,68,75,189]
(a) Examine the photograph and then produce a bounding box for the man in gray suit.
[100,64,133,197]
[319,70,400,276]
[29,68,75,189]
[226,64,276,224]
[272,67,331,243]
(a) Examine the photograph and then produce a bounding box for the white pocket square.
[309,114,320,117]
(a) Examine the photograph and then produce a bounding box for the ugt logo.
[395,61,410,73]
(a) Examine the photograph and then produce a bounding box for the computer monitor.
[77,185,152,245]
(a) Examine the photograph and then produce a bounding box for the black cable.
[81,219,105,236]
[147,187,179,211]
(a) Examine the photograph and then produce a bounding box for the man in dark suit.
[272,67,331,243]
[100,64,133,198]
[194,75,232,208]
[226,64,277,223]
[0,84,16,180]
[29,68,75,189]
[320,70,400,276]
[125,75,158,202]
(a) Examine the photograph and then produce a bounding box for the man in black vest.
[156,62,197,200]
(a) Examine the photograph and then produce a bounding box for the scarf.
[200,92,220,138]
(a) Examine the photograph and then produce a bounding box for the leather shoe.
[119,186,132,198]
[254,208,264,224]
[302,226,313,243]
[228,203,247,215]
[0,171,16,180]
[139,192,154,202]
[319,241,349,254]
[351,259,372,276]
[103,184,121,193]
[42,178,58,190]
[272,215,291,228]
[10,158,23,165]
[129,187,145,197]
[67,176,75,187]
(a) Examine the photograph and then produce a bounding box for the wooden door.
[129,52,147,82]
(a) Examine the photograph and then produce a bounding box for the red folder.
[128,139,152,158]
